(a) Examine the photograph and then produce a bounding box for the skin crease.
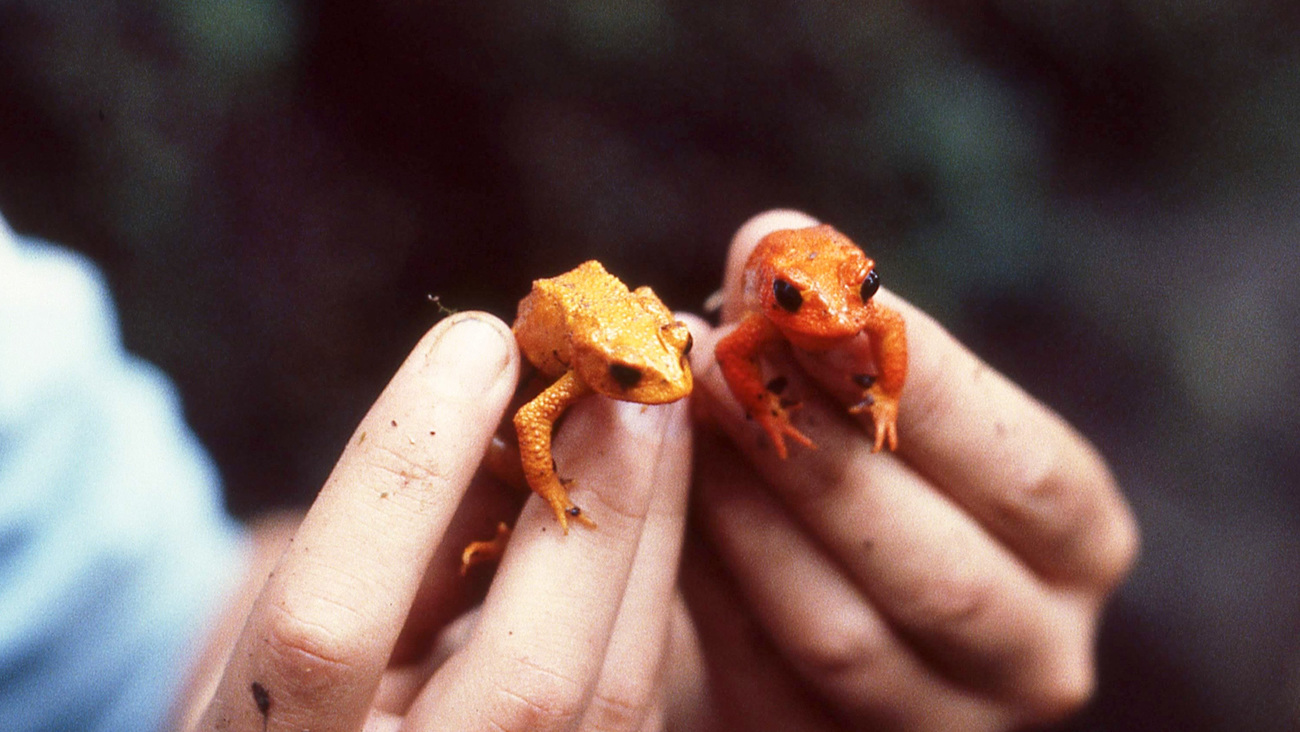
[179,210,1137,732]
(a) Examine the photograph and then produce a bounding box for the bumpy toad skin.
[715,224,907,458]
[510,260,693,531]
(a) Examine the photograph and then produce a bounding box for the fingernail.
[613,398,684,441]
[426,314,513,391]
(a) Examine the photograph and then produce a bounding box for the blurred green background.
[2,1,1298,729]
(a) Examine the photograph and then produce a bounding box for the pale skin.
[177,210,1137,731]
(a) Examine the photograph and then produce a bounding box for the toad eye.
[772,279,803,313]
[609,363,643,389]
[859,269,880,302]
[682,331,693,356]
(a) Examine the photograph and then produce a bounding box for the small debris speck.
[251,681,271,718]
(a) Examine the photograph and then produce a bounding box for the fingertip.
[722,209,822,322]
[674,311,714,336]
[430,309,513,334]
[400,312,521,414]
[731,209,823,254]
[418,310,518,371]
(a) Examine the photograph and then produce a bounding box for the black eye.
[609,363,643,389]
[859,270,880,301]
[683,331,693,356]
[772,279,803,312]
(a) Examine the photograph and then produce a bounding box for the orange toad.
[715,224,907,458]
[506,260,693,531]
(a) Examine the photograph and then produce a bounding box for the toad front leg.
[716,313,816,460]
[846,301,907,452]
[515,369,598,532]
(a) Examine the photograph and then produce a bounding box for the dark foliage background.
[2,2,1298,729]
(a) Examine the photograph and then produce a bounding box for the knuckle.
[1063,445,1139,588]
[484,658,589,732]
[1060,452,1141,592]
[995,438,1074,537]
[583,683,654,732]
[1017,653,1096,725]
[1010,604,1098,725]
[1093,493,1141,592]
[786,609,890,686]
[898,570,996,630]
[364,442,451,488]
[261,601,365,701]
[1000,436,1141,591]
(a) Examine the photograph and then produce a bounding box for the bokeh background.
[2,2,1297,729]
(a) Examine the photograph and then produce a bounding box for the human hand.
[183,312,696,731]
[681,210,1139,730]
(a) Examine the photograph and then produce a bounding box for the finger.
[372,607,480,714]
[578,404,694,731]
[719,209,1137,590]
[361,710,402,732]
[407,396,693,731]
[389,470,525,665]
[198,313,519,732]
[659,595,713,732]
[859,294,1138,589]
[678,531,849,732]
[691,323,1095,717]
[694,434,1014,730]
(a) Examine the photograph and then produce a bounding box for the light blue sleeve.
[0,216,247,732]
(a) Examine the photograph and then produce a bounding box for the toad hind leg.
[514,369,597,532]
[460,522,512,575]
